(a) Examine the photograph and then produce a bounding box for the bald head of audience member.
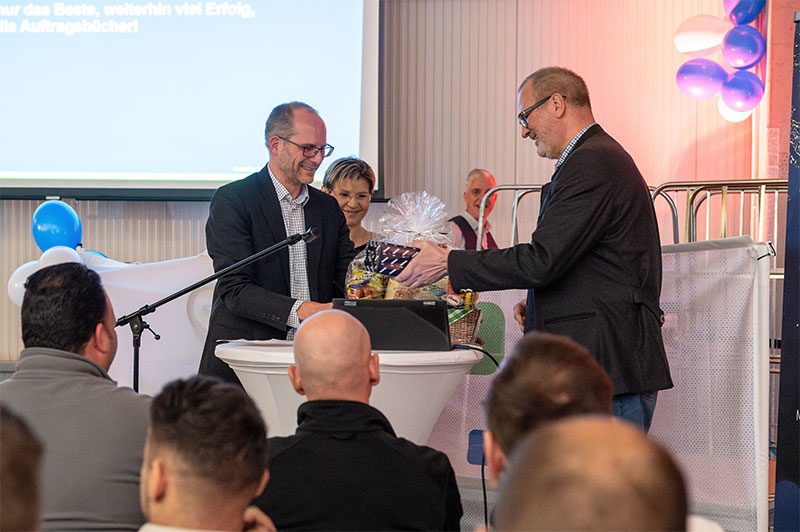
[288,310,379,403]
[0,404,43,532]
[483,332,613,486]
[494,416,687,531]
[140,376,269,532]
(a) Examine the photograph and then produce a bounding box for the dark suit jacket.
[199,166,355,383]
[448,125,672,395]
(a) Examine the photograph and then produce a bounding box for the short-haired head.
[21,263,107,354]
[147,376,268,494]
[463,168,497,219]
[322,156,376,194]
[486,332,613,456]
[0,404,44,532]
[518,66,591,110]
[290,310,378,402]
[264,101,320,146]
[494,416,688,531]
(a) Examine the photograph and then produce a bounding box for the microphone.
[286,227,317,245]
[301,227,318,243]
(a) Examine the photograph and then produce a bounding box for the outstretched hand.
[394,241,451,289]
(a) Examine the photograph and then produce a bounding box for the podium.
[216,340,481,445]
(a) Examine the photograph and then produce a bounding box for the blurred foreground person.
[494,416,687,531]
[139,376,272,532]
[0,404,43,532]
[483,332,613,487]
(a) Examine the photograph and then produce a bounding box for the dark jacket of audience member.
[253,309,462,531]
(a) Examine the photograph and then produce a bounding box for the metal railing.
[476,184,543,250]
[651,179,788,245]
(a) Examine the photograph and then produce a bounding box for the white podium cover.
[216,340,481,445]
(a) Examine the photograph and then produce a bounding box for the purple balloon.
[722,25,766,69]
[676,59,728,99]
[720,71,764,112]
[723,0,765,25]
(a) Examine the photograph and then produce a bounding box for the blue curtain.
[773,11,800,532]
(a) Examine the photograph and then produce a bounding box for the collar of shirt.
[458,210,492,232]
[555,122,597,169]
[267,163,310,208]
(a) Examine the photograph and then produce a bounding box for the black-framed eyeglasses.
[517,93,556,128]
[277,136,335,158]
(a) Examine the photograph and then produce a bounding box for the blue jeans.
[612,392,658,432]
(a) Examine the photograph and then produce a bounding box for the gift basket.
[345,191,482,346]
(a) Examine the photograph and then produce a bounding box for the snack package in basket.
[345,249,389,299]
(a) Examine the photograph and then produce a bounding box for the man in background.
[0,404,43,532]
[483,332,613,487]
[449,168,498,250]
[493,416,688,531]
[200,101,356,384]
[0,263,151,531]
[139,376,272,532]
[254,310,462,531]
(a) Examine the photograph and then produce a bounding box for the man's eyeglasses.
[517,93,557,128]
[278,136,335,158]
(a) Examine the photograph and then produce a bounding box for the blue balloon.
[676,58,728,99]
[722,25,766,69]
[721,70,764,112]
[31,200,82,252]
[723,0,765,25]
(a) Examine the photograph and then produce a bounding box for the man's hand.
[513,299,526,332]
[242,505,276,532]
[394,241,451,289]
[297,301,333,322]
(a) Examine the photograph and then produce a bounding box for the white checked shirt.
[555,122,596,169]
[267,165,310,338]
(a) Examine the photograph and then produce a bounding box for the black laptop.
[332,298,452,351]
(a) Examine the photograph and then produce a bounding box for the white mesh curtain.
[652,236,770,532]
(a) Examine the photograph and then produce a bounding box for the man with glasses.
[199,101,356,384]
[397,67,672,432]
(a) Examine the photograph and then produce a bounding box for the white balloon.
[37,246,82,270]
[7,260,39,307]
[674,15,733,57]
[718,96,753,122]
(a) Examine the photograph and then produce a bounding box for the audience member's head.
[21,263,117,370]
[484,332,613,485]
[494,416,687,531]
[463,168,497,221]
[289,309,379,403]
[140,376,269,531]
[1,404,44,532]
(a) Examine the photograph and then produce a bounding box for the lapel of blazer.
[538,124,605,222]
[304,191,322,301]
[255,166,290,289]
